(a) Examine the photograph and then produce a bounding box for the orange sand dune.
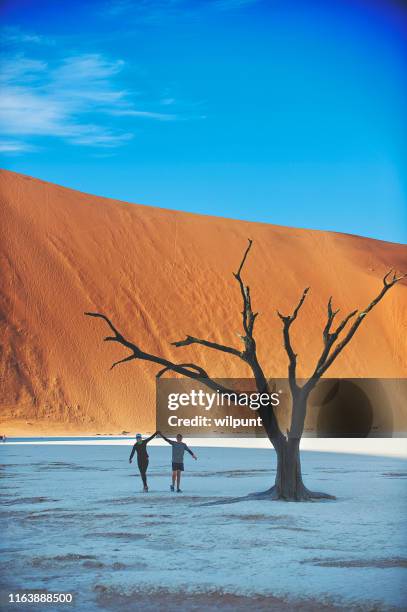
[1,170,406,436]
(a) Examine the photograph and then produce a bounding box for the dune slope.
[1,170,406,435]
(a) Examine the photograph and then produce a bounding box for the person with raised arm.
[158,431,197,492]
[129,431,158,492]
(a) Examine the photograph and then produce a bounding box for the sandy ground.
[1,169,407,434]
[1,444,406,611]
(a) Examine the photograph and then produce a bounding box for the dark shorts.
[172,462,184,471]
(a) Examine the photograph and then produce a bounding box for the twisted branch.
[171,335,241,358]
[312,270,406,379]
[277,269,405,399]
[85,312,227,392]
[277,287,310,393]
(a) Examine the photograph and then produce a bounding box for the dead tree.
[86,240,405,501]
[273,266,405,499]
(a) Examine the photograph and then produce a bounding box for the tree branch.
[236,238,253,277]
[86,313,244,397]
[86,312,123,339]
[311,299,356,376]
[310,269,406,381]
[277,287,309,393]
[171,335,241,358]
[233,239,259,340]
[322,297,339,342]
[170,239,256,364]
[111,354,138,370]
[156,363,209,379]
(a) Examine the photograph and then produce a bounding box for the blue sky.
[1,0,406,243]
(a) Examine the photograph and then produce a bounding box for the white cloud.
[0,140,35,153]
[0,52,176,150]
[1,26,54,46]
[0,57,47,83]
[54,55,125,82]
[0,86,66,136]
[110,109,176,120]
[69,131,133,147]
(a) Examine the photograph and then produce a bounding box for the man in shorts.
[158,432,197,492]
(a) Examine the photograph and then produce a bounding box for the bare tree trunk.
[251,437,308,500]
[273,436,327,500]
[275,388,307,500]
[274,438,304,500]
[255,390,333,501]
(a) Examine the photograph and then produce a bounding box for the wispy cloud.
[110,109,177,120]
[0,51,177,152]
[1,25,54,46]
[0,140,35,153]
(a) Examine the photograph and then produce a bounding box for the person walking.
[158,432,197,492]
[129,431,158,492]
